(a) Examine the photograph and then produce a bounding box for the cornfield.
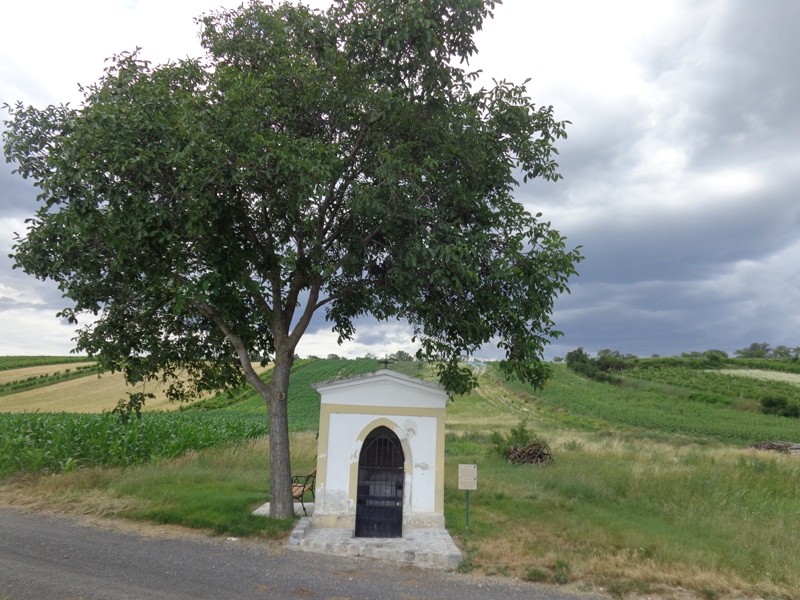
[0,412,268,477]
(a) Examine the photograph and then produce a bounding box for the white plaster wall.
[316,371,446,410]
[317,412,439,515]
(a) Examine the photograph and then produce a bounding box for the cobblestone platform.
[288,517,463,569]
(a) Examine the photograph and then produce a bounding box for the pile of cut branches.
[507,441,554,465]
[749,441,800,455]
[492,420,554,465]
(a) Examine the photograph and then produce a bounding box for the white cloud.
[297,321,419,360]
[0,283,45,305]
[0,307,76,355]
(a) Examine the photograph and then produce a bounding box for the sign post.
[458,464,477,534]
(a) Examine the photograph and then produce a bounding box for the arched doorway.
[355,426,404,538]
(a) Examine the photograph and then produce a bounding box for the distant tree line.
[557,342,800,366]
[731,343,800,359]
[304,343,800,367]
[677,344,800,360]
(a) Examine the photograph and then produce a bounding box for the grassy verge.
[444,428,800,599]
[443,366,800,598]
[0,432,317,539]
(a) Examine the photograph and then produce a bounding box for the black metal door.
[355,426,404,538]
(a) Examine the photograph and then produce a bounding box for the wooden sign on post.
[458,464,477,490]
[458,464,477,534]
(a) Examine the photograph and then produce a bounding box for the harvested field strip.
[0,362,96,385]
[0,365,271,413]
[0,372,187,413]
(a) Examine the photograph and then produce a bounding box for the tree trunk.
[266,351,294,519]
[219,324,296,520]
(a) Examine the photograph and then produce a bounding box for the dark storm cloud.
[524,1,800,358]
[643,1,800,167]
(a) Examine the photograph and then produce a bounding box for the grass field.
[447,366,800,599]
[2,356,800,599]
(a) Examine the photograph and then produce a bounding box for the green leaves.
[3,0,581,399]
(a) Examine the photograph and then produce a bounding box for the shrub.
[781,402,800,418]
[565,347,627,383]
[703,349,728,363]
[760,395,800,418]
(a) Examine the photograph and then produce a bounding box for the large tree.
[4,0,581,518]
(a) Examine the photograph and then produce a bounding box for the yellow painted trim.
[435,410,445,512]
[315,404,333,496]
[348,418,414,503]
[322,403,445,418]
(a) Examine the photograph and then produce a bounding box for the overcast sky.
[2,0,799,360]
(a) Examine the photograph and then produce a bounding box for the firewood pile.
[507,441,554,465]
[748,441,800,456]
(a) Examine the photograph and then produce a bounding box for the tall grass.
[444,365,800,597]
[443,429,800,597]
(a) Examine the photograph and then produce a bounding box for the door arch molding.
[348,419,412,503]
[353,424,407,537]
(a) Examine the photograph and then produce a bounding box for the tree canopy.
[4,0,581,518]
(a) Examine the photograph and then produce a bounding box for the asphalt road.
[0,506,606,600]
